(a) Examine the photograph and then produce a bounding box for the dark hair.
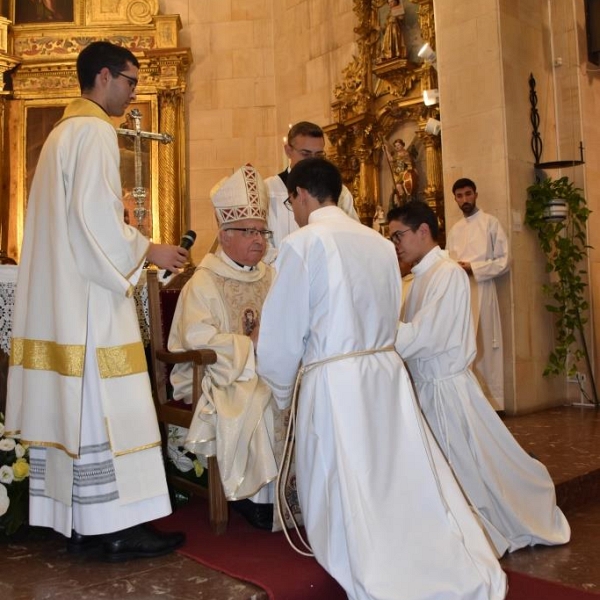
[387,201,439,241]
[77,41,139,92]
[451,177,477,195]
[287,157,342,205]
[287,121,324,144]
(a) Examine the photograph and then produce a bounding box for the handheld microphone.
[163,230,196,279]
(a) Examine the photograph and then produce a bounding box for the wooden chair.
[146,268,229,534]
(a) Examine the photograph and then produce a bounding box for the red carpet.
[505,570,599,600]
[158,498,593,600]
[156,497,346,600]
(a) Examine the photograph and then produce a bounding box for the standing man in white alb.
[264,121,359,262]
[446,178,509,411]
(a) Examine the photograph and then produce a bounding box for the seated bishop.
[168,164,294,531]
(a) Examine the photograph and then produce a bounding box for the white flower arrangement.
[0,412,29,536]
[167,425,205,480]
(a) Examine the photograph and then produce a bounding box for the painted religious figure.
[380,0,407,60]
[15,0,74,24]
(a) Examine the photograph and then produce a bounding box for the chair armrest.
[156,348,217,366]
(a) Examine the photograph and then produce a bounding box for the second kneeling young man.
[391,201,570,557]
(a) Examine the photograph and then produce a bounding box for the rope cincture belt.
[277,345,396,556]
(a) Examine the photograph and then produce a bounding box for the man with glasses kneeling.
[167,164,285,530]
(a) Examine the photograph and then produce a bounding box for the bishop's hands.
[147,243,188,274]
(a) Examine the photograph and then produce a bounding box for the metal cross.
[116,108,173,234]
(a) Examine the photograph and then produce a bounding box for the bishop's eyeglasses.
[224,227,273,240]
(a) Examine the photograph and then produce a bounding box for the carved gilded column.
[157,89,182,246]
[419,130,445,241]
[0,23,20,257]
[0,96,6,254]
[420,133,442,195]
[412,0,435,48]
[354,124,380,226]
[147,47,192,245]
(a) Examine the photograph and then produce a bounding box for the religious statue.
[372,205,387,235]
[380,0,407,60]
[383,138,419,205]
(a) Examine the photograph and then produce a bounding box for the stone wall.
[160,0,355,257]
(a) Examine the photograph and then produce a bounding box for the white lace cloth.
[0,265,150,355]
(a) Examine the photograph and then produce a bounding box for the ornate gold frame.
[0,0,191,261]
[324,0,444,237]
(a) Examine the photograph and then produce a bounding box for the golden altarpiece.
[0,0,191,262]
[325,0,443,237]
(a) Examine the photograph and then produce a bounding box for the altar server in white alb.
[446,178,509,411]
[257,157,507,600]
[263,121,359,262]
[391,201,570,558]
[6,41,188,561]
[168,164,286,531]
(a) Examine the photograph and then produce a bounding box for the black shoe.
[66,531,103,554]
[231,499,273,531]
[101,524,185,563]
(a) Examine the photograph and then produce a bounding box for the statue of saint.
[383,138,419,204]
[380,0,407,60]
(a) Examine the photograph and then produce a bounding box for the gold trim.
[113,440,162,457]
[10,338,85,376]
[18,439,79,459]
[9,337,22,367]
[14,437,162,459]
[96,341,148,378]
[3,429,21,438]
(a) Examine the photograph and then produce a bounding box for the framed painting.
[13,0,75,25]
[21,97,160,238]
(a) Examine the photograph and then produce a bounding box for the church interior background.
[1,0,600,417]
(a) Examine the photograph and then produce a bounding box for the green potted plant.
[524,175,598,405]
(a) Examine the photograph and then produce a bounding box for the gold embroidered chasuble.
[168,249,279,500]
[6,98,167,505]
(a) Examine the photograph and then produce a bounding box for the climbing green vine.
[524,175,598,405]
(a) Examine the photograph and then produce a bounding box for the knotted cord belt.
[277,345,396,556]
[411,368,471,464]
